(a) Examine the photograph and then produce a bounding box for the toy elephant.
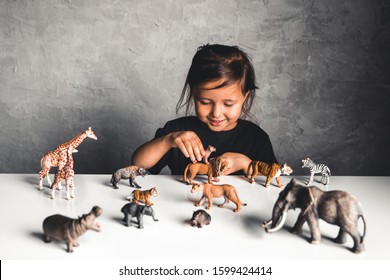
[42,206,103,253]
[262,178,366,253]
[121,202,158,229]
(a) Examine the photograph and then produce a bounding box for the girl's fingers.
[171,131,205,162]
[176,140,190,159]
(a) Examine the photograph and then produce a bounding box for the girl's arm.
[131,131,205,169]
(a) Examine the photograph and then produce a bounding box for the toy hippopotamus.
[42,206,103,253]
[121,202,158,229]
[190,209,211,228]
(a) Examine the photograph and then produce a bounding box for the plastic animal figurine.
[202,145,216,164]
[302,157,331,188]
[121,202,159,229]
[183,162,213,185]
[246,161,293,188]
[183,159,228,185]
[110,165,148,189]
[190,209,211,228]
[208,157,229,179]
[42,206,103,253]
[50,146,77,200]
[262,178,366,253]
[38,127,97,190]
[191,183,247,212]
[130,187,158,206]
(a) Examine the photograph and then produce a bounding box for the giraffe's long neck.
[66,132,87,149]
[68,156,74,169]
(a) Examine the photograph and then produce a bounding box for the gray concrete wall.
[0,0,389,175]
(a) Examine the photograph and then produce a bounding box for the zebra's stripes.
[302,157,331,187]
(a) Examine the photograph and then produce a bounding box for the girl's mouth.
[208,118,225,127]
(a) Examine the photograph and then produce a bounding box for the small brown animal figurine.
[183,159,229,185]
[191,183,247,212]
[130,187,158,206]
[183,162,213,185]
[111,165,148,189]
[39,127,97,190]
[42,206,103,253]
[208,157,229,180]
[246,161,293,188]
[50,146,77,200]
[202,145,216,164]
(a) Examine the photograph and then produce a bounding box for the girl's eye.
[199,100,211,105]
[224,103,234,107]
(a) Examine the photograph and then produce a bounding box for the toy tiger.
[246,161,293,188]
[130,187,158,206]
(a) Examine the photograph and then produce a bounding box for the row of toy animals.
[38,129,329,198]
[181,145,331,189]
[42,175,366,254]
[39,129,364,254]
[109,163,365,254]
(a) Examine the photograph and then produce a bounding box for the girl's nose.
[211,104,222,118]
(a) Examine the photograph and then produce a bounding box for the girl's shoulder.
[237,119,266,132]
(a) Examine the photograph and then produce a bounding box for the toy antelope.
[38,127,97,190]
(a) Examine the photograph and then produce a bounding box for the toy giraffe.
[39,127,97,190]
[50,146,77,200]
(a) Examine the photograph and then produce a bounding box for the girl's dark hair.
[176,44,258,119]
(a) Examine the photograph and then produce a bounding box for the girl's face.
[194,79,248,132]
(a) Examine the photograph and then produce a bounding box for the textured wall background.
[0,0,389,175]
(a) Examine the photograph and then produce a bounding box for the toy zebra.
[301,157,331,188]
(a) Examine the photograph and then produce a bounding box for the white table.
[0,174,389,260]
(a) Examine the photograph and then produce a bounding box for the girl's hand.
[166,131,205,162]
[217,152,252,175]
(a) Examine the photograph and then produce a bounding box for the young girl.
[131,44,278,175]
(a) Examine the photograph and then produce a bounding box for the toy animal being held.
[111,165,148,189]
[262,178,366,253]
[191,183,247,212]
[302,157,331,187]
[190,209,211,228]
[129,187,158,206]
[121,202,159,229]
[247,161,293,188]
[202,145,216,164]
[42,206,103,253]
[39,127,97,190]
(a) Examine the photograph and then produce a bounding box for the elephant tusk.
[265,211,287,233]
[262,219,273,228]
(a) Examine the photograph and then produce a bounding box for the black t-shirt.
[148,116,278,175]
